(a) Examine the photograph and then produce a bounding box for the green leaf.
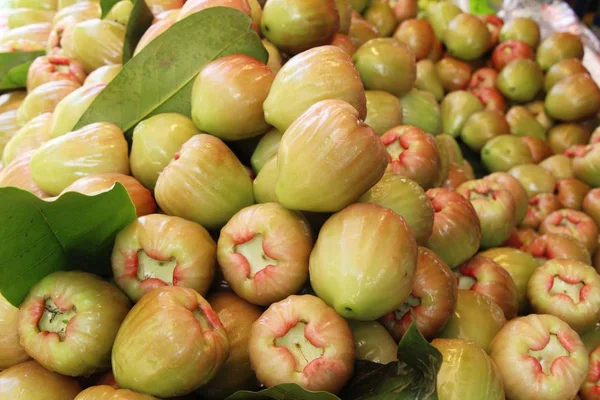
[73,7,268,139]
[101,0,122,18]
[225,384,341,400]
[0,51,44,91]
[122,0,153,63]
[0,184,136,307]
[340,323,442,400]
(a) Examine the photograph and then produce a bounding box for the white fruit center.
[137,250,177,285]
[457,275,477,290]
[386,140,404,160]
[394,295,422,320]
[38,298,76,340]
[549,275,584,304]
[528,333,570,375]
[235,234,278,278]
[274,321,324,372]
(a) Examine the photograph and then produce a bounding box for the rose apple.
[537,32,584,71]
[443,13,491,61]
[506,105,547,141]
[393,18,435,60]
[503,227,539,249]
[484,172,529,225]
[468,67,498,90]
[528,259,600,332]
[248,295,354,394]
[499,17,540,48]
[392,0,417,22]
[580,344,600,400]
[436,57,472,92]
[83,64,121,86]
[457,256,519,320]
[470,87,507,113]
[441,90,483,137]
[548,124,591,155]
[263,45,366,133]
[566,143,600,188]
[253,155,278,204]
[178,0,253,26]
[250,128,282,174]
[478,247,539,313]
[48,83,106,140]
[262,38,283,73]
[555,178,591,210]
[75,386,158,399]
[546,74,600,122]
[349,321,398,364]
[544,58,589,92]
[415,59,444,101]
[497,58,543,103]
[0,361,80,399]
[540,154,575,180]
[517,138,552,168]
[583,188,600,228]
[217,203,312,306]
[111,214,216,302]
[520,193,563,230]
[18,271,131,376]
[540,209,598,254]
[155,135,254,230]
[380,125,442,190]
[457,179,517,249]
[364,91,403,136]
[17,80,80,126]
[441,162,471,190]
[0,294,30,370]
[134,18,174,55]
[359,173,434,244]
[112,286,229,397]
[491,40,534,71]
[481,135,534,173]
[310,203,417,320]
[348,12,380,48]
[275,99,387,212]
[526,100,555,132]
[380,246,457,340]
[424,188,481,268]
[202,292,262,398]
[426,1,461,40]
[490,314,589,400]
[525,233,592,266]
[26,54,86,92]
[437,289,506,353]
[399,89,443,136]
[509,164,557,198]
[482,14,504,47]
[0,151,49,199]
[2,112,51,166]
[432,338,505,400]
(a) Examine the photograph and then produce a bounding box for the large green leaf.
[73,7,268,138]
[0,51,45,92]
[100,0,122,18]
[122,0,153,63]
[225,384,340,400]
[0,185,136,307]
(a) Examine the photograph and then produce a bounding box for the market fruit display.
[2,0,600,399]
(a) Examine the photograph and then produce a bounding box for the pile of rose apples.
[2,0,600,399]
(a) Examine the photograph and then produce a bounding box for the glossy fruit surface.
[545,74,600,122]
[393,18,435,60]
[536,32,584,71]
[0,361,81,400]
[460,110,508,152]
[364,90,403,136]
[0,294,30,370]
[509,164,557,198]
[436,57,472,92]
[499,17,540,48]
[497,59,543,103]
[524,233,592,266]
[544,58,588,92]
[540,209,598,254]
[481,135,534,173]
[349,321,398,364]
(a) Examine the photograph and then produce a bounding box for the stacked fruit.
[1,0,600,399]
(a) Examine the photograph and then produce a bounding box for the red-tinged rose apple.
[489,314,589,400]
[503,227,540,249]
[217,203,313,307]
[441,162,471,190]
[469,67,498,89]
[26,55,86,92]
[528,259,600,332]
[112,287,229,398]
[0,294,30,370]
[580,345,600,400]
[248,295,355,394]
[432,338,505,400]
[484,172,529,225]
[520,136,554,164]
[509,163,557,199]
[0,151,48,199]
[566,144,600,188]
[0,361,81,399]
[540,154,575,180]
[482,14,504,47]
[520,193,563,230]
[491,40,534,71]
[380,125,442,190]
[457,255,519,320]
[18,271,131,377]
[525,233,592,266]
[555,178,591,210]
[584,188,600,228]
[75,386,158,399]
[178,0,253,25]
[457,179,517,249]
[349,321,398,364]
[478,247,540,313]
[437,289,506,353]
[111,214,217,302]
[380,246,457,340]
[470,86,506,112]
[425,188,482,268]
[60,173,156,217]
[540,209,599,254]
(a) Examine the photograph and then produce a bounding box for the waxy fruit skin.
[548,124,590,155]
[0,22,52,52]
[30,122,130,196]
[489,314,589,400]
[0,151,49,198]
[49,82,105,139]
[218,202,313,306]
[540,155,575,180]
[112,287,229,398]
[75,385,158,400]
[26,55,86,92]
[53,2,101,26]
[61,173,157,217]
[380,246,457,340]
[443,13,492,61]
[544,58,588,92]
[84,64,122,86]
[18,271,131,377]
[17,79,81,126]
[253,155,278,204]
[583,188,600,228]
[2,112,52,166]
[0,294,30,370]
[364,91,404,136]
[0,360,81,400]
[540,209,599,255]
[567,143,600,188]
[394,18,435,61]
[432,338,505,400]
[111,214,216,301]
[203,292,262,399]
[545,74,600,122]
[509,163,557,199]
[481,135,534,173]
[536,32,584,71]
[191,54,274,141]
[363,1,397,37]
[250,128,282,174]
[484,172,529,225]
[520,136,553,164]
[580,345,600,400]
[348,12,380,49]
[349,320,398,364]
[248,295,355,394]
[263,45,367,133]
[436,57,472,93]
[275,99,387,212]
[528,259,600,332]
[260,0,339,55]
[520,193,564,230]
[424,188,482,268]
[134,18,174,55]
[310,203,417,320]
[500,17,540,48]
[440,90,483,138]
[555,178,590,211]
[524,233,592,266]
[154,134,254,231]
